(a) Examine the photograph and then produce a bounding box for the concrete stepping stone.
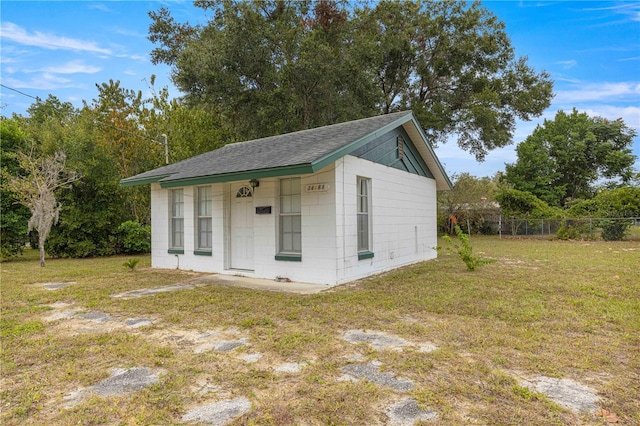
[75,311,113,323]
[125,318,155,328]
[194,338,249,354]
[343,330,411,351]
[386,398,438,425]
[340,361,414,392]
[40,281,76,290]
[522,376,599,413]
[182,397,251,425]
[274,362,307,373]
[63,367,163,408]
[111,283,197,299]
[237,353,262,363]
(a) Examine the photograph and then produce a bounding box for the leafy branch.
[442,217,494,271]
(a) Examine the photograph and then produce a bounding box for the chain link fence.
[483,217,640,241]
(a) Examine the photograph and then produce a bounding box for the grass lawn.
[1,237,638,425]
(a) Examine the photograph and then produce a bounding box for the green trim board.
[120,174,171,187]
[402,118,453,189]
[275,254,302,262]
[159,164,314,188]
[358,251,374,260]
[168,248,184,254]
[194,250,212,256]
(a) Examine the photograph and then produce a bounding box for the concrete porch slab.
[193,274,332,294]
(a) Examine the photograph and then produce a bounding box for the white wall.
[335,156,438,284]
[150,183,226,272]
[149,157,438,286]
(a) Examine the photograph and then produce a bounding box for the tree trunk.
[39,234,45,267]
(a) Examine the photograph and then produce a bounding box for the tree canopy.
[504,109,637,207]
[148,0,553,160]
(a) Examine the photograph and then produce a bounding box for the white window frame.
[278,177,301,255]
[170,188,184,250]
[196,186,212,251]
[357,177,372,255]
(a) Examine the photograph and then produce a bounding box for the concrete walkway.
[192,274,332,294]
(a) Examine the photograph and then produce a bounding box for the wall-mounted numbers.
[305,183,330,192]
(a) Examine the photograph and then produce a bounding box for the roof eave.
[158,163,315,188]
[120,174,172,187]
[401,116,453,190]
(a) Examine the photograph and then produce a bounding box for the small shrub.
[118,221,151,254]
[556,221,581,240]
[442,223,494,271]
[123,258,140,271]
[599,219,630,241]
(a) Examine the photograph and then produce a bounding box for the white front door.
[230,185,254,270]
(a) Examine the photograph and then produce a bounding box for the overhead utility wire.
[0,84,169,164]
[0,84,42,102]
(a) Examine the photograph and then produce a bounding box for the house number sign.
[305,183,330,192]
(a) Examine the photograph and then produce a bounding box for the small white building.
[121,111,451,286]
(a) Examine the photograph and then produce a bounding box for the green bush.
[599,219,630,241]
[118,221,151,254]
[556,219,590,240]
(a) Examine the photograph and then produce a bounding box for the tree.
[0,118,31,258]
[353,0,553,160]
[150,0,377,140]
[494,187,561,236]
[3,150,79,266]
[148,0,552,159]
[504,109,637,207]
[437,173,498,234]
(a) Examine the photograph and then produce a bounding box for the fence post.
[499,215,502,239]
[541,219,544,239]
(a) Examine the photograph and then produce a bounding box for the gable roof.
[121,111,452,190]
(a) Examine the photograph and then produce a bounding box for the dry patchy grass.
[1,238,639,425]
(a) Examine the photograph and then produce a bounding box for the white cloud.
[0,22,112,55]
[554,81,640,103]
[87,3,112,13]
[39,60,101,75]
[556,60,577,69]
[581,106,640,131]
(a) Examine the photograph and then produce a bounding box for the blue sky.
[1,1,639,178]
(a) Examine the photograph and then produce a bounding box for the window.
[357,177,372,257]
[279,177,301,255]
[196,186,212,250]
[170,189,184,250]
